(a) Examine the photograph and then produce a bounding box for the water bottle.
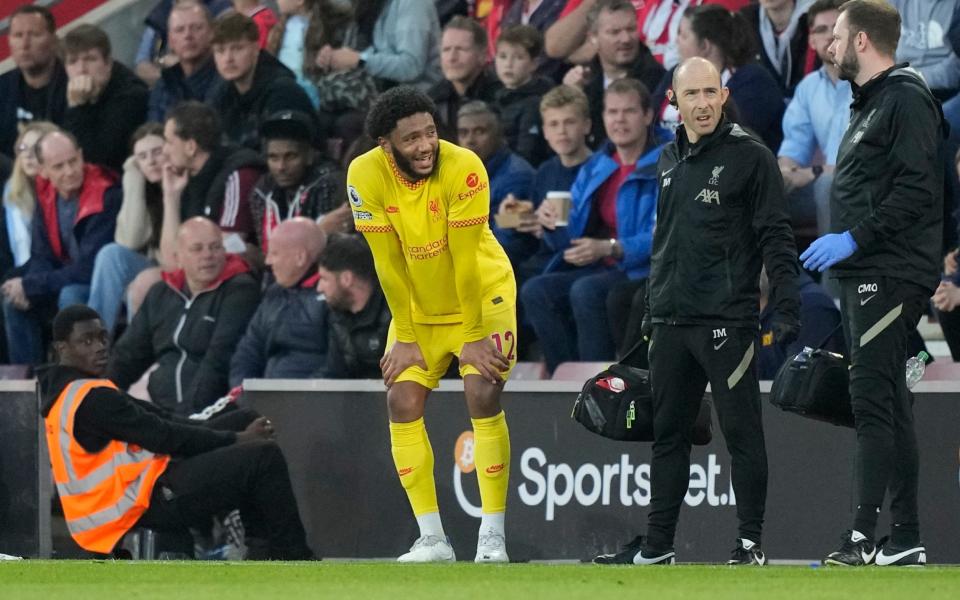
[905,351,929,389]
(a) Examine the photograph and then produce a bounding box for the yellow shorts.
[385,301,518,389]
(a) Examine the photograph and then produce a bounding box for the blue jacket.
[542,137,666,279]
[487,147,535,265]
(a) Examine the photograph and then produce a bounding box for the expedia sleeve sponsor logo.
[458,181,489,202]
[407,236,449,260]
[353,210,374,221]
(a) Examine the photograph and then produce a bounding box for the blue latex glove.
[800,231,858,272]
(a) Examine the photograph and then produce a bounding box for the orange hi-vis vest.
[44,378,170,553]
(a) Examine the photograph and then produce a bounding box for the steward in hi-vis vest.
[41,305,313,559]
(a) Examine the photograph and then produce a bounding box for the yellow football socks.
[471,411,511,515]
[390,418,439,517]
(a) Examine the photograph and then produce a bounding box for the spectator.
[934,152,960,360]
[210,12,317,150]
[316,233,391,379]
[42,304,312,560]
[232,0,278,48]
[429,16,503,141]
[562,0,665,145]
[315,0,443,91]
[2,131,121,365]
[2,123,60,282]
[757,268,844,378]
[497,85,594,282]
[0,5,68,159]
[87,124,170,336]
[136,0,232,86]
[61,25,149,173]
[778,0,850,240]
[148,0,224,123]
[267,0,322,108]
[667,4,785,150]
[741,0,817,98]
[892,0,960,99]
[493,25,553,165]
[159,101,265,266]
[109,217,261,415]
[457,101,535,265]
[521,78,664,373]
[251,110,352,252]
[230,218,329,384]
[1,122,59,363]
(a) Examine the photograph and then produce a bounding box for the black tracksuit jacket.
[830,64,947,294]
[647,119,800,328]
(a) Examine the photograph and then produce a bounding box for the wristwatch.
[812,165,824,179]
[609,238,622,259]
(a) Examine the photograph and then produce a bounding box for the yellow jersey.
[348,140,515,343]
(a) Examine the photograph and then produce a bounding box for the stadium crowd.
[0,0,951,566]
[0,0,957,403]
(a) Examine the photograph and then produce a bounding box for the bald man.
[230,218,331,384]
[594,58,800,566]
[109,217,261,416]
[2,129,120,364]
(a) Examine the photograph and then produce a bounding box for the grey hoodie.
[891,0,960,92]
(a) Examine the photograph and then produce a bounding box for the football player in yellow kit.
[348,86,517,563]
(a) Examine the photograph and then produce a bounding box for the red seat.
[510,362,547,380]
[551,362,610,381]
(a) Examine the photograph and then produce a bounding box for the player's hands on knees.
[460,338,509,385]
[380,341,428,388]
[236,416,275,444]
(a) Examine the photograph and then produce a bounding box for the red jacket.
[35,163,117,262]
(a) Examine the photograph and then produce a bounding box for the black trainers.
[875,536,926,567]
[592,535,676,565]
[823,530,876,566]
[728,538,766,565]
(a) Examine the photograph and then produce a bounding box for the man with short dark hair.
[148,0,223,122]
[0,5,67,158]
[109,218,261,416]
[316,233,391,379]
[522,79,663,373]
[62,24,149,172]
[159,101,265,263]
[42,303,313,560]
[457,101,534,266]
[250,110,350,251]
[562,0,665,145]
[209,12,317,150]
[1,131,121,365]
[429,16,502,141]
[230,218,329,384]
[802,0,947,568]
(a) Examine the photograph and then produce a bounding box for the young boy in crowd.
[493,25,553,166]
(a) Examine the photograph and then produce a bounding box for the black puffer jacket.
[647,119,800,328]
[108,254,261,415]
[830,64,947,293]
[210,51,318,151]
[494,76,554,166]
[229,273,330,386]
[326,287,391,378]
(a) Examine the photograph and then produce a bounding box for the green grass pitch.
[2,562,960,600]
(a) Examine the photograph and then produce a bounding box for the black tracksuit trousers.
[645,324,767,552]
[838,277,925,546]
[136,409,313,560]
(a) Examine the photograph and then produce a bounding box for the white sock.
[416,512,445,538]
[479,512,505,537]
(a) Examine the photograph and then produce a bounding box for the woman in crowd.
[656,4,785,150]
[87,123,168,336]
[0,122,59,362]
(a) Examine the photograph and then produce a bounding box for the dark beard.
[837,42,860,82]
[393,145,439,182]
[325,287,351,313]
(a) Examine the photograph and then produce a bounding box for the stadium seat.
[510,362,547,380]
[918,360,960,381]
[551,362,610,381]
